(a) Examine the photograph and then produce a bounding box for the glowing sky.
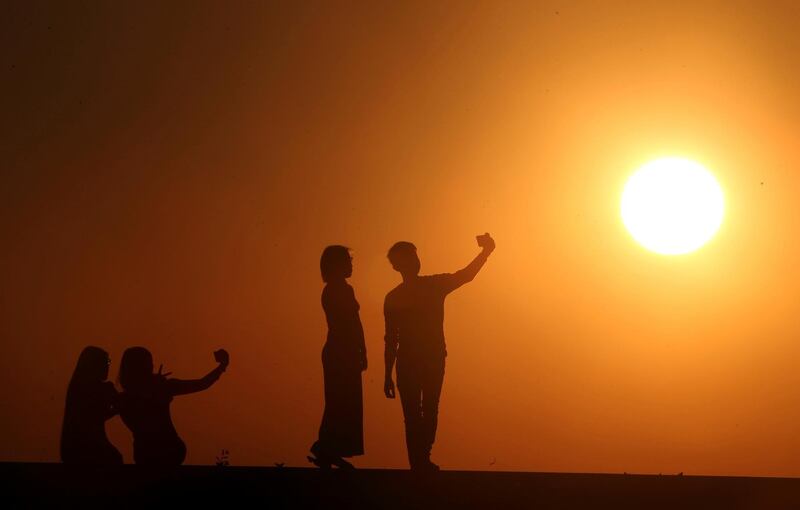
[2,1,800,476]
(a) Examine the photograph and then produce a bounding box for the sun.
[621,157,724,255]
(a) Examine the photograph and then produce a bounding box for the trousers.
[397,355,445,467]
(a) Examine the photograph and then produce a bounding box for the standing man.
[383,233,496,471]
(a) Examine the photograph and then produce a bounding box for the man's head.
[387,241,420,276]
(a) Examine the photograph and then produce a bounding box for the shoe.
[309,442,355,470]
[307,455,332,469]
[330,456,356,470]
[423,459,440,472]
[410,459,440,472]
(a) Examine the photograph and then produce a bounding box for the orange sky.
[2,1,800,475]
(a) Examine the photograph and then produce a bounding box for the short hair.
[320,245,351,283]
[387,241,416,266]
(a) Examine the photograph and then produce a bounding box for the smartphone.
[214,349,229,365]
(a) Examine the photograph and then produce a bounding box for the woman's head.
[118,347,154,393]
[320,245,352,282]
[70,346,111,386]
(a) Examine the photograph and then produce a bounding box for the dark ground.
[2,462,800,509]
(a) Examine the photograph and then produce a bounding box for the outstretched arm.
[445,233,496,292]
[168,350,230,397]
[383,298,398,399]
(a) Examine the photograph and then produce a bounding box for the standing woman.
[117,347,229,466]
[60,346,122,465]
[309,245,368,469]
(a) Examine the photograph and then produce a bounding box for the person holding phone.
[117,347,230,465]
[383,233,495,471]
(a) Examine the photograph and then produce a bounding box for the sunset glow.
[621,158,724,255]
[7,0,800,480]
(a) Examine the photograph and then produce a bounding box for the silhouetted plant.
[215,449,230,467]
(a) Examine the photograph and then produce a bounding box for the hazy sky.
[2,0,800,475]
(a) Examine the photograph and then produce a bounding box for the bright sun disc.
[621,158,724,255]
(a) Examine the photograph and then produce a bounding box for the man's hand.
[476,232,495,254]
[384,377,396,399]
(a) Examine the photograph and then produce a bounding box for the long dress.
[61,380,123,465]
[314,281,366,457]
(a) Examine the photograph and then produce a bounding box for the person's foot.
[410,458,440,472]
[423,459,440,472]
[309,443,355,470]
[310,441,324,458]
[307,455,332,469]
[330,456,356,470]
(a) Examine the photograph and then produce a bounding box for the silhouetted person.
[60,346,123,465]
[384,233,495,471]
[118,346,229,466]
[309,245,367,469]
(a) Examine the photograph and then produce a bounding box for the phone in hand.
[214,349,230,365]
[476,232,494,249]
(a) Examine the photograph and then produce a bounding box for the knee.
[403,413,422,426]
[422,399,440,417]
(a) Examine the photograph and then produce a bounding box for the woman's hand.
[214,349,230,368]
[156,364,172,380]
[384,377,396,399]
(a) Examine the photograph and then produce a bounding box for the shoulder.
[321,283,335,304]
[384,284,404,310]
[385,283,402,301]
[430,273,453,279]
[424,273,453,285]
[100,381,118,396]
[323,282,354,303]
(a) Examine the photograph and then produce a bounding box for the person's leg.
[338,362,365,458]
[420,356,446,467]
[316,349,349,449]
[319,364,360,469]
[317,358,339,451]
[175,439,187,465]
[100,440,123,465]
[133,439,185,466]
[397,360,424,469]
[313,351,355,467]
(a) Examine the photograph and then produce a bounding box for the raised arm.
[167,350,230,397]
[444,233,496,293]
[383,296,398,399]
